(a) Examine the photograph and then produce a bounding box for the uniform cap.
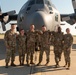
[10,23,17,25]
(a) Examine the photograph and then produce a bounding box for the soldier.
[26,24,36,65]
[35,30,42,51]
[37,25,51,66]
[17,29,26,66]
[63,28,73,70]
[4,23,17,68]
[53,26,64,68]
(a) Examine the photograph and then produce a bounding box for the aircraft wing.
[60,13,76,25]
[60,0,76,25]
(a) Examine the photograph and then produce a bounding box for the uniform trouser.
[26,46,35,63]
[39,47,50,63]
[64,50,71,67]
[54,48,62,65]
[5,48,15,64]
[26,52,34,63]
[19,50,25,63]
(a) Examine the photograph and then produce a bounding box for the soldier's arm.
[69,35,73,46]
[67,35,73,50]
[4,31,9,46]
[4,31,10,48]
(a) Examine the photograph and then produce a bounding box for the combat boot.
[30,61,35,64]
[63,61,67,67]
[22,62,24,66]
[36,62,41,66]
[26,61,30,66]
[66,62,70,70]
[5,63,8,68]
[11,62,16,66]
[55,62,59,68]
[45,61,49,66]
[66,67,70,70]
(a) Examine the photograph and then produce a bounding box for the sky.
[0,0,76,35]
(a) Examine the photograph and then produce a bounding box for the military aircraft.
[0,0,76,31]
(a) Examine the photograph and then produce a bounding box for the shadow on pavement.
[32,65,66,74]
[0,65,31,75]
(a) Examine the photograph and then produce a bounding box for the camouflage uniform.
[63,34,73,68]
[26,30,36,64]
[17,34,26,65]
[35,30,41,51]
[53,32,63,66]
[4,29,17,64]
[38,31,50,65]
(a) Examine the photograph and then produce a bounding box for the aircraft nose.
[29,11,52,30]
[32,11,45,29]
[18,11,52,31]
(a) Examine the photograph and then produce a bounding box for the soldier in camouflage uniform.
[17,29,26,66]
[63,28,73,70]
[26,25,36,65]
[35,30,42,51]
[37,25,51,66]
[53,26,64,68]
[4,24,17,68]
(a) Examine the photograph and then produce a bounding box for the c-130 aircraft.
[0,0,76,31]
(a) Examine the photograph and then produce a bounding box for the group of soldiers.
[4,23,73,70]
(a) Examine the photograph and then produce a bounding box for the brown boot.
[36,62,41,66]
[45,62,49,66]
[11,63,16,66]
[30,62,34,64]
[5,63,8,68]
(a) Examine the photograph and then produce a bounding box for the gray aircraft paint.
[17,0,60,31]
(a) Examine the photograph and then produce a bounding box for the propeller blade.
[6,10,16,15]
[72,0,76,13]
[1,21,6,31]
[2,10,16,16]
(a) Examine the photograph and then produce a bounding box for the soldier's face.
[66,29,70,34]
[11,25,16,30]
[42,27,46,32]
[20,30,25,35]
[30,25,35,30]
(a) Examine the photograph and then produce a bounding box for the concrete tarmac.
[0,39,76,75]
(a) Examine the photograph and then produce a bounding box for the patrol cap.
[10,23,17,25]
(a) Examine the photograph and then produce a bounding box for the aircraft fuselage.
[17,0,60,31]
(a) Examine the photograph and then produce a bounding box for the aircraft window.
[55,13,58,22]
[49,7,52,10]
[45,0,51,6]
[28,0,35,6]
[20,14,24,22]
[26,7,31,11]
[36,0,43,4]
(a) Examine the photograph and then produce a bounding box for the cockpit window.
[36,0,43,4]
[28,0,35,6]
[26,7,31,11]
[45,0,51,6]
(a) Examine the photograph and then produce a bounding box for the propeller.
[0,6,16,31]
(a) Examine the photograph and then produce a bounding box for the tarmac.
[0,39,76,75]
